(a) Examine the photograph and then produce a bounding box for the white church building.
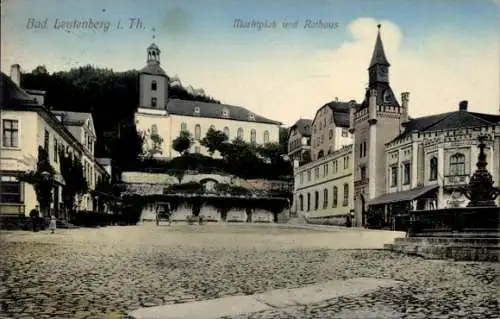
[134,43,282,159]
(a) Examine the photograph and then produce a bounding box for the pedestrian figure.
[29,205,40,232]
[49,215,57,234]
[166,203,172,226]
[155,205,160,226]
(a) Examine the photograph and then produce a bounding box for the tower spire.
[369,24,390,68]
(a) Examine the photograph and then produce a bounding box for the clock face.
[378,66,388,77]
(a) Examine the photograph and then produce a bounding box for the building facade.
[287,119,312,163]
[135,43,282,159]
[0,67,111,218]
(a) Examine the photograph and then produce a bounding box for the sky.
[1,0,499,126]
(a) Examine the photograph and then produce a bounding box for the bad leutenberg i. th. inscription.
[26,17,146,32]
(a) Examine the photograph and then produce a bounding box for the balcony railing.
[443,174,469,186]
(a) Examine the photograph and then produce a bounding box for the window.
[195,124,201,140]
[403,162,411,185]
[314,167,320,179]
[343,183,349,206]
[449,153,466,176]
[391,166,398,187]
[383,90,390,102]
[341,128,348,137]
[343,156,349,169]
[180,122,187,132]
[250,129,256,145]
[237,128,244,140]
[299,194,304,211]
[151,124,158,135]
[53,138,58,163]
[360,166,367,180]
[363,142,367,157]
[329,129,333,140]
[307,170,311,181]
[263,130,269,144]
[151,97,157,107]
[327,147,332,155]
[222,108,230,117]
[0,175,21,203]
[44,129,50,151]
[224,127,230,138]
[194,146,200,153]
[151,80,157,91]
[323,189,328,209]
[300,172,304,184]
[320,135,324,144]
[194,106,200,114]
[429,157,438,181]
[248,114,255,120]
[324,163,329,177]
[2,120,18,148]
[332,186,338,207]
[307,193,311,211]
[333,160,338,173]
[318,150,324,159]
[314,191,319,210]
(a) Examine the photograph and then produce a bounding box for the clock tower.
[368,24,390,85]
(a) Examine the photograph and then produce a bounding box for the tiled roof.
[164,98,281,125]
[325,101,357,128]
[369,29,390,68]
[290,119,312,137]
[140,63,167,76]
[389,109,500,144]
[53,111,92,125]
[0,72,39,108]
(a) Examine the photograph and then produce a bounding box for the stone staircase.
[385,232,500,262]
[287,215,309,225]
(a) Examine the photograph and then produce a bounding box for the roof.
[389,109,500,144]
[53,110,92,125]
[0,72,40,108]
[290,119,312,137]
[325,101,352,128]
[368,185,438,206]
[357,83,400,111]
[165,98,282,125]
[96,158,112,165]
[369,26,390,68]
[140,63,167,76]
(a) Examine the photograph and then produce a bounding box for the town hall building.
[134,43,282,159]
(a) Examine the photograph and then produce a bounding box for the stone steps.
[386,235,500,262]
[287,217,308,225]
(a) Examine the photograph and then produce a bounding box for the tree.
[200,127,228,155]
[172,131,193,155]
[140,129,164,159]
[59,151,88,215]
[18,146,56,218]
[279,127,289,154]
[32,65,49,75]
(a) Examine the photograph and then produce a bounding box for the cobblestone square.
[0,224,498,318]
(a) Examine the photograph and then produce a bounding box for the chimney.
[10,64,21,87]
[459,100,468,111]
[368,89,377,124]
[348,100,356,133]
[401,92,410,127]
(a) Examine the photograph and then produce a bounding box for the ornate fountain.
[460,134,500,207]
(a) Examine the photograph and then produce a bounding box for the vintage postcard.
[1,0,499,318]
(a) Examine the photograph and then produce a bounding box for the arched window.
[151,124,158,135]
[223,126,230,138]
[307,193,311,211]
[314,191,319,210]
[299,194,304,211]
[343,183,349,206]
[263,130,269,144]
[429,156,438,181]
[329,129,333,140]
[180,122,187,132]
[237,128,244,140]
[323,188,328,209]
[151,97,157,107]
[332,186,338,207]
[250,129,256,145]
[383,90,390,102]
[449,153,466,175]
[327,147,332,155]
[151,80,157,91]
[195,124,201,140]
[318,150,324,159]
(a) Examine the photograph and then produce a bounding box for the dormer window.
[222,108,230,117]
[383,90,391,102]
[194,106,200,114]
[248,114,255,120]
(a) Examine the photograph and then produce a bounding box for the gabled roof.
[165,98,281,125]
[290,119,312,137]
[389,109,500,144]
[369,25,390,68]
[325,101,352,128]
[0,72,39,108]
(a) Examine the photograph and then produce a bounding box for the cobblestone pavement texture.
[0,224,498,319]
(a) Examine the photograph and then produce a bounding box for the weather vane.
[152,27,156,41]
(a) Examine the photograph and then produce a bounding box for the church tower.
[139,43,169,109]
[350,25,407,226]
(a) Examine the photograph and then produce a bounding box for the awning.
[367,185,438,206]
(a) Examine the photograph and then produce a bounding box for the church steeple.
[147,43,161,65]
[368,24,390,85]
